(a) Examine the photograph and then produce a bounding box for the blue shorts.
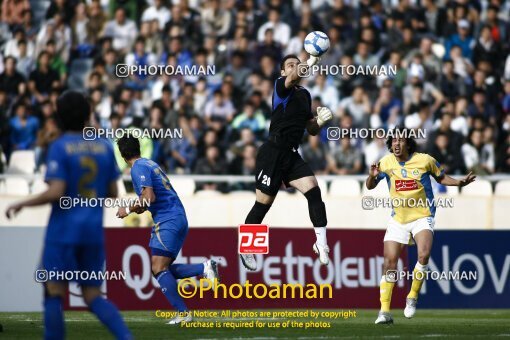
[149,214,188,259]
[41,242,105,287]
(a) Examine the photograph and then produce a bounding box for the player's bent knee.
[82,286,102,306]
[45,282,66,298]
[418,253,430,265]
[151,256,171,275]
[383,257,399,271]
[304,186,327,228]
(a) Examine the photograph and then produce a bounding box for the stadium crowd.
[0,0,510,183]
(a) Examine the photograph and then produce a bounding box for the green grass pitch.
[1,309,509,339]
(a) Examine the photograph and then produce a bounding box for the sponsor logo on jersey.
[395,179,418,191]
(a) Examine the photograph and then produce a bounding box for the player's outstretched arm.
[436,171,476,187]
[5,180,66,219]
[306,106,332,135]
[366,163,380,190]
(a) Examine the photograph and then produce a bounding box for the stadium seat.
[7,150,36,174]
[31,179,48,194]
[461,179,492,196]
[171,178,196,196]
[443,185,459,196]
[494,180,510,196]
[194,190,223,197]
[5,178,30,195]
[329,178,361,197]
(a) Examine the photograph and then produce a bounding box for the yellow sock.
[379,275,395,312]
[407,262,428,299]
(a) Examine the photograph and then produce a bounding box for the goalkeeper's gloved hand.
[316,106,333,127]
[306,55,321,67]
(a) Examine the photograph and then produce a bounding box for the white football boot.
[374,311,394,324]
[167,311,192,325]
[313,242,330,265]
[404,298,417,318]
[203,259,220,288]
[240,254,257,271]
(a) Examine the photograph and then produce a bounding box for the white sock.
[415,261,428,272]
[314,227,327,247]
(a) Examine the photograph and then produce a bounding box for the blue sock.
[89,296,131,340]
[170,263,204,279]
[155,270,188,312]
[44,296,64,340]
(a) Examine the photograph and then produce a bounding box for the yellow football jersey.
[375,152,445,224]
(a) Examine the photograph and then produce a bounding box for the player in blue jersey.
[5,91,131,340]
[116,135,219,325]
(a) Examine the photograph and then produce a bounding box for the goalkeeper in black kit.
[240,54,333,271]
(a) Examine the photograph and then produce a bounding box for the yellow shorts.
[384,216,434,245]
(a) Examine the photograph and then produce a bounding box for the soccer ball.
[304,31,330,56]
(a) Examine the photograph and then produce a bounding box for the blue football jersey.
[45,133,120,244]
[130,158,186,224]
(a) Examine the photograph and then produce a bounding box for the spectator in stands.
[86,0,106,46]
[229,142,257,175]
[15,39,34,78]
[35,12,71,64]
[338,86,371,128]
[4,27,34,59]
[440,60,468,99]
[364,135,387,171]
[467,90,496,123]
[204,89,235,133]
[449,45,474,79]
[372,85,402,129]
[71,2,89,50]
[28,51,60,103]
[1,0,30,27]
[310,75,339,114]
[473,25,502,69]
[405,101,434,150]
[430,132,465,174]
[45,39,67,82]
[201,0,232,38]
[354,41,380,67]
[231,100,266,135]
[331,137,363,175]
[503,81,510,115]
[445,20,474,60]
[496,133,510,173]
[194,145,227,191]
[103,7,138,55]
[141,0,171,30]
[0,56,25,97]
[257,7,291,48]
[254,29,282,65]
[9,101,39,151]
[301,135,331,175]
[461,129,495,175]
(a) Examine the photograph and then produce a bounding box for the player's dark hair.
[117,135,141,160]
[56,90,90,132]
[280,54,300,70]
[385,126,417,154]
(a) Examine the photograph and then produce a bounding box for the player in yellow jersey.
[366,127,475,324]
